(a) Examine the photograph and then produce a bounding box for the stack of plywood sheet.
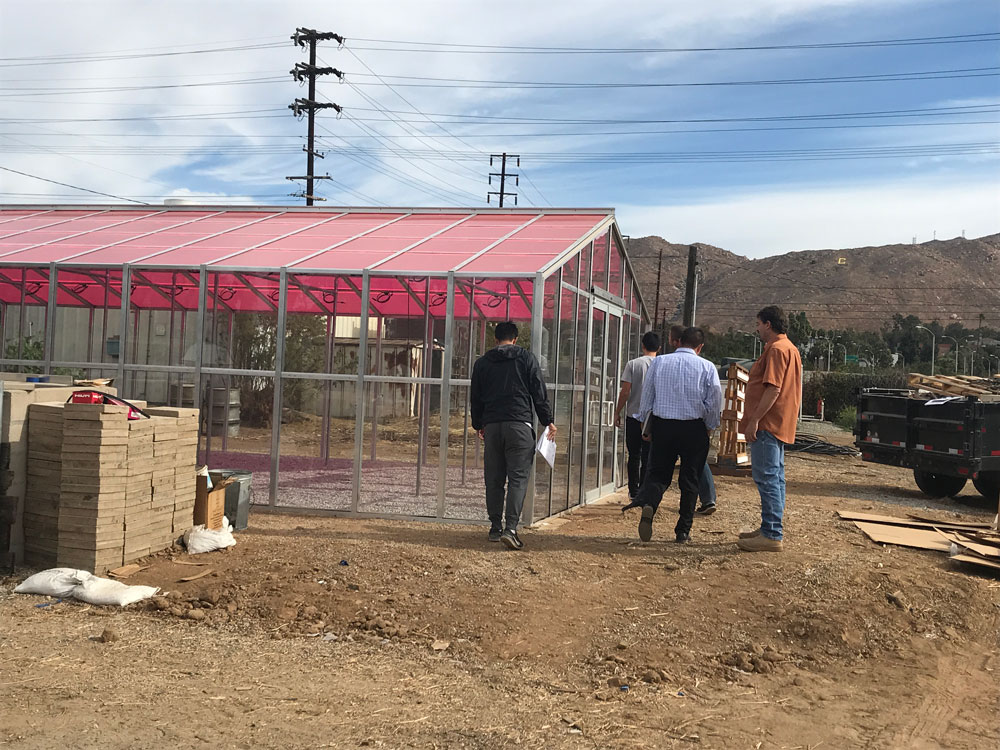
[145,407,199,535]
[22,403,65,567]
[3,382,118,564]
[124,418,155,561]
[57,403,131,574]
[22,399,202,573]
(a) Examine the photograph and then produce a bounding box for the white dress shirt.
[638,348,723,430]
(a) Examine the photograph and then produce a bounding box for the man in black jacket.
[470,321,556,550]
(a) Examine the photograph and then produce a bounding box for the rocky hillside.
[627,233,1000,332]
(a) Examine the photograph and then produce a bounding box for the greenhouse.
[0,205,649,524]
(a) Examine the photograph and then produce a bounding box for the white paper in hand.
[536,429,556,469]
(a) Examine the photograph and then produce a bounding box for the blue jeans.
[750,430,786,540]
[699,463,716,507]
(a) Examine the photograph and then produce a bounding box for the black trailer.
[855,389,1000,502]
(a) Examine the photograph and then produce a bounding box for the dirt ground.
[2,424,999,750]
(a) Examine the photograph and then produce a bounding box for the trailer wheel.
[913,470,967,499]
[972,474,1000,503]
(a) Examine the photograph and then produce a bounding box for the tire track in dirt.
[864,650,993,749]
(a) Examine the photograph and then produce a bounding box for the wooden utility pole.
[488,153,519,206]
[682,244,698,326]
[653,248,663,335]
[288,28,344,205]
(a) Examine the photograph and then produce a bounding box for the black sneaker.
[638,505,655,542]
[675,533,691,544]
[488,527,502,542]
[500,529,524,550]
[695,503,717,516]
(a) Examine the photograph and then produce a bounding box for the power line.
[335,50,486,182]
[343,31,1000,54]
[0,42,288,69]
[0,166,150,205]
[339,65,1000,89]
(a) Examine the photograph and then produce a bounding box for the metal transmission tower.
[487,153,519,207]
[287,28,345,205]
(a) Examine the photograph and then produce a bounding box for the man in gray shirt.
[614,331,661,500]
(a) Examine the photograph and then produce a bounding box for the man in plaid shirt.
[633,327,723,543]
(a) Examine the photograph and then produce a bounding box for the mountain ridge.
[627,233,1000,332]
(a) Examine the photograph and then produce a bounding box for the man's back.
[470,344,552,429]
[622,354,654,418]
[642,349,722,426]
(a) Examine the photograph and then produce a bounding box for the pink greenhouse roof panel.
[127,212,284,266]
[0,209,106,239]
[0,212,219,264]
[211,213,404,267]
[59,212,222,264]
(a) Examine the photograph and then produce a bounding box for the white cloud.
[618,177,1000,256]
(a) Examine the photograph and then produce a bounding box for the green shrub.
[834,405,856,431]
[803,370,908,420]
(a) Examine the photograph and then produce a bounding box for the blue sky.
[0,0,997,256]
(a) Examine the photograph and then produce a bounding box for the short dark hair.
[668,324,686,345]
[757,306,788,335]
[494,320,518,342]
[641,331,661,353]
[680,326,705,348]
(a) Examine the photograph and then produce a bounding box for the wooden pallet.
[717,364,750,471]
[908,373,1000,397]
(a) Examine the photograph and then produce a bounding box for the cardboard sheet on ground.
[838,510,990,532]
[536,431,556,469]
[938,531,1000,559]
[853,521,951,552]
[905,512,992,529]
[949,553,1000,571]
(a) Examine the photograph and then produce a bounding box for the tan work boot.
[738,528,761,539]
[737,534,783,552]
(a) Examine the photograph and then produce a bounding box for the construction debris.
[840,509,1000,573]
[907,373,1000,397]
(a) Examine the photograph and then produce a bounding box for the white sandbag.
[184,516,236,555]
[14,568,92,598]
[71,576,159,607]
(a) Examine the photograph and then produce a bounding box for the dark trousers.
[483,421,535,532]
[635,417,710,537]
[625,416,651,498]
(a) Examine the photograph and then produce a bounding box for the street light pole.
[941,335,958,374]
[916,325,935,375]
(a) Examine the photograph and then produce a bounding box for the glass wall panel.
[578,240,593,293]
[533,274,559,515]
[444,384,486,520]
[203,271,279,372]
[591,231,610,292]
[284,274,365,376]
[274,376,354,511]
[561,251,580,290]
[609,235,625,299]
[1,268,50,372]
[197,373,272,506]
[360,382,441,517]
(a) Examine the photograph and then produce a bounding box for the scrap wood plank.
[853,521,951,552]
[838,510,991,531]
[178,568,213,582]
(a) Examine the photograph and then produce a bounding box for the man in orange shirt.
[737,306,802,552]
